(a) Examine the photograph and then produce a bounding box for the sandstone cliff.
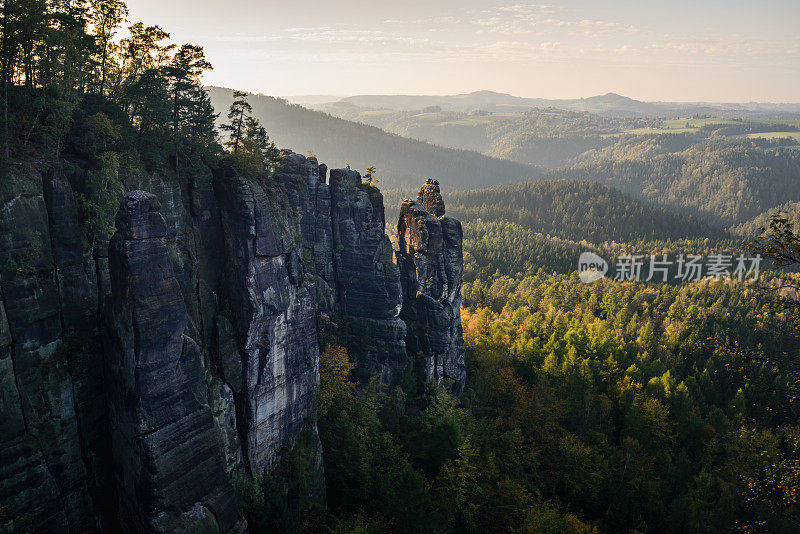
[397,179,466,395]
[1,167,106,533]
[105,191,239,532]
[0,153,465,531]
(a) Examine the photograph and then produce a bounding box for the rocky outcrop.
[277,153,406,385]
[329,168,406,384]
[214,164,322,476]
[417,178,446,217]
[0,157,328,531]
[397,180,466,395]
[104,191,239,532]
[276,151,334,302]
[0,167,99,533]
[0,150,466,531]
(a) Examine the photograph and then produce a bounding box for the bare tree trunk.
[233,107,244,154]
[100,37,106,94]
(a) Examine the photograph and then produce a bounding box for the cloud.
[205,2,799,88]
[473,3,641,38]
[213,27,429,47]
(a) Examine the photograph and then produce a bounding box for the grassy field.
[746,131,800,141]
[360,109,396,117]
[661,117,741,128]
[408,111,520,127]
[610,118,737,136]
[437,118,494,126]
[608,127,694,137]
[613,117,800,138]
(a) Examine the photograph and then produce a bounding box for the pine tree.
[183,85,219,156]
[220,92,277,177]
[163,44,212,168]
[0,0,13,165]
[112,22,172,104]
[220,90,251,155]
[126,66,172,158]
[15,0,48,87]
[89,0,128,94]
[364,165,378,186]
[46,0,94,93]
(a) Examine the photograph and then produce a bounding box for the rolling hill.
[209,88,800,228]
[207,87,542,190]
[320,90,800,119]
[560,136,800,226]
[383,179,727,282]
[385,179,718,243]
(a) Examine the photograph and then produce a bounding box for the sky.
[125,0,800,102]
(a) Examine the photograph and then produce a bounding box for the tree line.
[1,0,276,252]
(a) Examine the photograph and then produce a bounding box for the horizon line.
[204,86,800,106]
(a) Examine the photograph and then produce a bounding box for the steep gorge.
[0,150,464,532]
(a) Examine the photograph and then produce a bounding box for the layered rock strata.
[0,167,101,533]
[276,153,406,385]
[0,151,466,531]
[105,191,239,532]
[275,151,334,304]
[328,168,406,383]
[213,164,322,474]
[397,179,466,395]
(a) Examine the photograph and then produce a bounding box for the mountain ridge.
[316,90,800,118]
[207,86,543,190]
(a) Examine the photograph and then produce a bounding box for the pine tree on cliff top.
[364,165,379,186]
[222,91,277,177]
[221,90,251,155]
[89,0,129,94]
[163,43,212,168]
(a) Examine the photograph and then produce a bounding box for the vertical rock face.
[0,167,98,533]
[0,151,465,530]
[42,170,113,528]
[397,180,466,395]
[329,168,406,384]
[276,151,335,311]
[214,165,322,475]
[105,191,239,532]
[417,178,446,217]
[277,153,406,385]
[0,270,72,534]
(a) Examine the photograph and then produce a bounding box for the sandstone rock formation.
[0,167,101,533]
[397,180,466,395]
[329,168,406,384]
[276,150,334,303]
[0,150,465,531]
[214,163,322,475]
[417,178,446,217]
[277,152,405,385]
[105,191,239,532]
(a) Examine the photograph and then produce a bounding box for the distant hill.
[383,178,717,241]
[382,179,724,281]
[444,179,718,244]
[730,200,800,238]
[208,87,800,225]
[560,136,800,226]
[207,87,542,190]
[280,95,343,106]
[311,106,660,166]
[335,90,541,113]
[322,90,800,119]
